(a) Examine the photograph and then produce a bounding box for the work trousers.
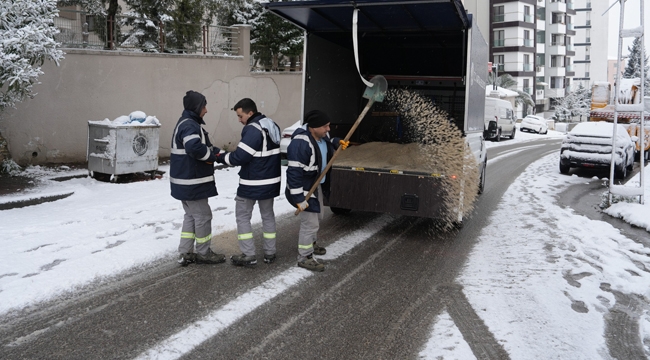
[179,198,212,255]
[298,185,324,261]
[235,195,276,256]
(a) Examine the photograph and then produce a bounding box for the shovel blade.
[362,75,388,103]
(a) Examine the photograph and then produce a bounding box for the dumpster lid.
[263,0,470,34]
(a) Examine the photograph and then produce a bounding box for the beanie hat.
[183,90,207,116]
[305,110,330,128]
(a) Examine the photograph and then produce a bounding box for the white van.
[483,97,516,141]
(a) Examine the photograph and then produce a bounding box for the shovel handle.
[294,99,376,215]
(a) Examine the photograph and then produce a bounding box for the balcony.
[567,2,574,10]
[523,63,533,72]
[547,66,566,77]
[548,23,567,34]
[548,1,567,13]
[494,14,504,23]
[566,65,573,72]
[548,44,566,55]
[523,87,532,94]
[567,23,574,30]
[524,39,534,47]
[566,44,574,51]
[548,87,565,98]
[524,14,533,23]
[494,39,505,47]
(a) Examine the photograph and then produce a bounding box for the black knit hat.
[305,110,330,128]
[183,90,207,116]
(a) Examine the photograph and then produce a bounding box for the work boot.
[195,249,226,264]
[313,242,326,256]
[298,254,324,272]
[177,252,196,267]
[263,253,277,264]
[231,253,258,267]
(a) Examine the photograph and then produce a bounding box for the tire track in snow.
[136,215,394,360]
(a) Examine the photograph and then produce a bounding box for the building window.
[552,34,565,46]
[552,13,565,24]
[494,5,504,22]
[494,30,505,47]
[536,7,546,21]
[537,30,546,44]
[524,79,531,94]
[494,55,504,71]
[524,6,532,23]
[536,54,545,66]
[524,30,532,47]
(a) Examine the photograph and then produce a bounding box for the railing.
[494,14,505,22]
[524,39,533,47]
[54,9,240,56]
[524,15,533,23]
[566,65,573,71]
[566,44,574,51]
[567,2,574,9]
[523,87,532,94]
[523,63,533,71]
[494,39,505,47]
[567,23,574,30]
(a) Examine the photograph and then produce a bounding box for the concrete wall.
[0,26,302,165]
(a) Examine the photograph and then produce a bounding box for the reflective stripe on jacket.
[284,125,338,213]
[170,110,219,201]
[223,113,282,200]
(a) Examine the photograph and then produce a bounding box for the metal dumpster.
[87,121,160,182]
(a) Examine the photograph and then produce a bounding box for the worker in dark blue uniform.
[217,98,282,266]
[170,90,226,266]
[285,110,348,272]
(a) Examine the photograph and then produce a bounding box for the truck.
[265,0,488,222]
[590,79,650,160]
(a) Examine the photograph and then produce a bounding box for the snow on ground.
[421,128,650,359]
[2,124,650,358]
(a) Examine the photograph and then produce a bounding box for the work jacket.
[169,110,219,201]
[222,113,282,200]
[285,125,338,213]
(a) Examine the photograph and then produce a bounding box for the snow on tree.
[623,37,649,96]
[554,84,591,122]
[229,0,302,70]
[487,73,534,109]
[0,0,64,111]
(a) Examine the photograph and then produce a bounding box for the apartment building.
[489,0,609,119]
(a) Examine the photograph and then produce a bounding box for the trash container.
[87,120,160,182]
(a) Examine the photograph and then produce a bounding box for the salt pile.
[335,89,479,228]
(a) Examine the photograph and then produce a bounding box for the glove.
[297,201,309,211]
[339,140,350,150]
[215,153,225,164]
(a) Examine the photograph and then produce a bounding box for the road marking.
[136,215,393,360]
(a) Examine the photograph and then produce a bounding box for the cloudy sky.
[607,0,650,59]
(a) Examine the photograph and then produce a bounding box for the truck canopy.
[265,0,472,78]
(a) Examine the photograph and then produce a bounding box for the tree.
[487,73,534,110]
[229,0,303,70]
[623,37,650,96]
[0,0,65,111]
[58,0,120,49]
[553,84,591,122]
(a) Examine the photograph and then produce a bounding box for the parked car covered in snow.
[520,115,548,134]
[559,122,636,179]
[280,120,302,157]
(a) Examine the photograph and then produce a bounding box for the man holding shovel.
[285,110,348,271]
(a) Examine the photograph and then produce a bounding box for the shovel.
[295,75,388,215]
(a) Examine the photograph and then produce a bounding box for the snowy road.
[2,134,650,359]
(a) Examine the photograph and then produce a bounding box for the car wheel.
[496,129,501,142]
[559,159,570,174]
[330,207,352,215]
[615,157,628,179]
[510,127,516,139]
